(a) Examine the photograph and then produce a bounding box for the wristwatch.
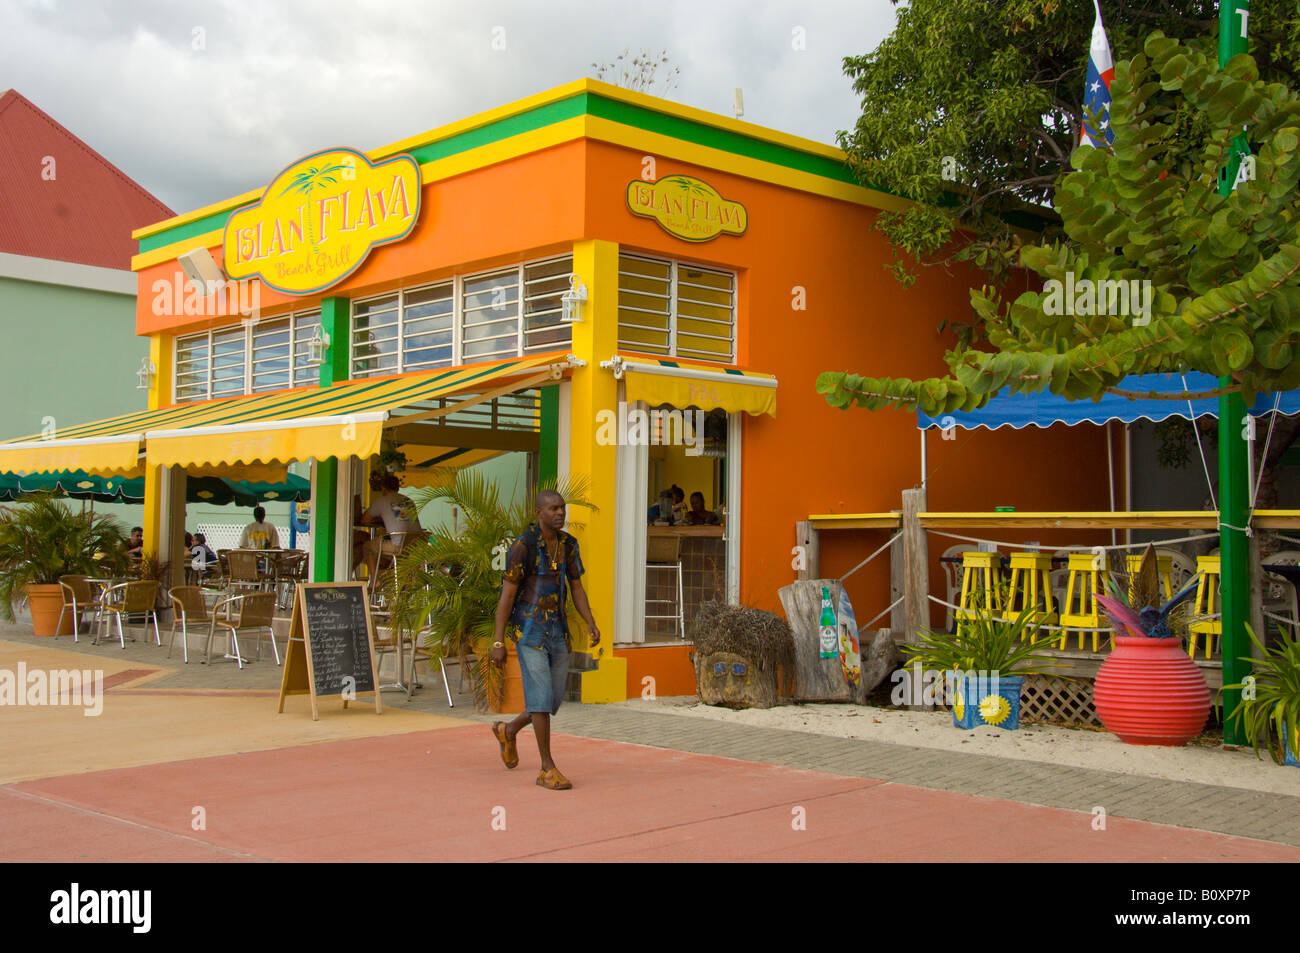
[492,641,504,648]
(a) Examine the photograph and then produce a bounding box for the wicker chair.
[96,581,161,649]
[56,574,93,641]
[226,551,264,595]
[204,592,278,668]
[167,585,211,664]
[273,551,308,609]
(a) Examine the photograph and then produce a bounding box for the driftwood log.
[778,579,897,703]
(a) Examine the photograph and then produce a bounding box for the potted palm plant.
[0,494,128,635]
[1220,624,1300,767]
[389,471,594,712]
[901,596,1063,730]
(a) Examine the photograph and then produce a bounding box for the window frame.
[348,254,574,379]
[173,307,323,403]
[616,253,736,363]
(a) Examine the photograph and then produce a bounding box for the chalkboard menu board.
[302,586,375,696]
[278,582,382,720]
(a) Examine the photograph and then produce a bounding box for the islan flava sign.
[626,175,747,242]
[223,147,421,295]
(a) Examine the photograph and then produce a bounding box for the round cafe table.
[83,577,130,643]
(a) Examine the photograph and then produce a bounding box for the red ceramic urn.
[1093,636,1212,746]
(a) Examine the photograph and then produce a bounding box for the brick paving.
[6,621,1299,848]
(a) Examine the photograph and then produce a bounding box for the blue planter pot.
[952,674,1024,731]
[1284,723,1299,768]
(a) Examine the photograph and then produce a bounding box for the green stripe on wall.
[138,92,879,255]
[585,96,861,186]
[139,98,593,254]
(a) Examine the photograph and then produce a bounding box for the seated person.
[238,506,281,550]
[125,526,144,561]
[358,474,423,590]
[646,485,685,524]
[682,491,720,526]
[190,533,218,575]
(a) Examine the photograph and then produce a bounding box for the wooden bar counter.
[646,525,726,638]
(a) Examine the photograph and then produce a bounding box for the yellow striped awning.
[0,354,567,475]
[606,356,777,416]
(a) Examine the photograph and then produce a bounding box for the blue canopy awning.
[917,372,1300,431]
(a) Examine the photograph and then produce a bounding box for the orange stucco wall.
[581,140,1114,625]
[136,139,590,335]
[138,133,1115,634]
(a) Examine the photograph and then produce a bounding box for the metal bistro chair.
[56,574,93,641]
[96,580,161,649]
[167,585,211,664]
[273,550,308,609]
[371,530,429,616]
[407,627,454,705]
[646,533,686,640]
[225,550,265,596]
[204,591,278,668]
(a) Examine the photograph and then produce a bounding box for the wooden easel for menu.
[278,582,382,720]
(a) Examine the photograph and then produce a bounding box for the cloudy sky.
[3,0,901,215]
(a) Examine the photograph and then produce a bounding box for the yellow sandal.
[491,722,519,769]
[536,767,572,790]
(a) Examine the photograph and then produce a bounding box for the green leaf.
[1213,327,1254,372]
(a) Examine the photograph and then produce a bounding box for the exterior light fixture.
[560,274,588,323]
[177,246,226,297]
[136,356,156,391]
[309,325,331,364]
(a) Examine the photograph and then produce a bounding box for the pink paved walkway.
[3,724,1296,862]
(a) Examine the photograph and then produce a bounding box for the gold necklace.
[544,535,561,570]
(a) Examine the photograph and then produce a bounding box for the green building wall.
[0,275,148,530]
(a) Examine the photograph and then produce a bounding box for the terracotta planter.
[1093,636,1211,746]
[26,584,73,637]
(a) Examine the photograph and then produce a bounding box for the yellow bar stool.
[1188,555,1222,659]
[1126,553,1174,603]
[955,552,1003,626]
[1058,554,1110,652]
[1006,552,1058,636]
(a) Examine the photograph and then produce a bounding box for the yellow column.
[569,240,627,702]
[142,334,173,559]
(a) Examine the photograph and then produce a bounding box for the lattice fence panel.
[1020,675,1102,728]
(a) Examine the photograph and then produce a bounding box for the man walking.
[490,490,600,790]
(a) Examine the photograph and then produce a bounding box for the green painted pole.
[537,384,560,489]
[1216,0,1251,744]
[312,297,350,582]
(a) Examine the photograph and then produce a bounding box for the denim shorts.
[514,627,569,715]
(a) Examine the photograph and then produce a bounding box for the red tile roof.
[0,89,173,270]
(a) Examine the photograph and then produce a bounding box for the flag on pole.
[1082,0,1115,148]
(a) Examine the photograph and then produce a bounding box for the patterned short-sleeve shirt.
[503,524,583,644]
